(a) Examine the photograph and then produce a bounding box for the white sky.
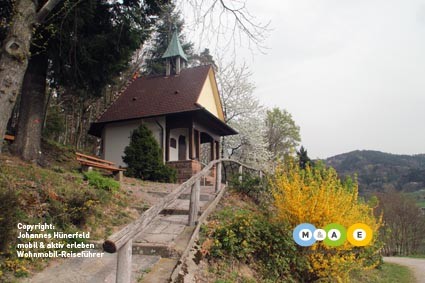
[183,0,425,159]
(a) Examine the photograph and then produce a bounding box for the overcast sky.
[183,0,425,159]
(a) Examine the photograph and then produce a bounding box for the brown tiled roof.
[96,65,211,123]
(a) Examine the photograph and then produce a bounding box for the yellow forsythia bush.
[271,162,382,282]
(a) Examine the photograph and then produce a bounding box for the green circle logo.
[323,223,346,247]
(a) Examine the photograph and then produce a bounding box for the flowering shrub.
[271,162,382,282]
[203,207,308,282]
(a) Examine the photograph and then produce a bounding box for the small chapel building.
[89,30,237,182]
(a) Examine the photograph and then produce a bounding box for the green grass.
[350,263,416,283]
[416,200,425,207]
[406,254,425,259]
[0,151,131,280]
[405,189,425,208]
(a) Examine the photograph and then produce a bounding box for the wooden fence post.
[116,239,132,283]
[188,179,200,226]
[239,165,243,182]
[215,162,222,192]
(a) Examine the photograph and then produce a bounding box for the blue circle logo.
[293,223,316,246]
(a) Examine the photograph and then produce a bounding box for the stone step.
[132,216,194,258]
[132,242,179,258]
[160,208,203,216]
[158,199,209,216]
[133,216,187,245]
[145,191,214,201]
[138,226,194,282]
[165,199,208,210]
[140,258,179,283]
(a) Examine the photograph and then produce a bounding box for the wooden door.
[178,135,186,160]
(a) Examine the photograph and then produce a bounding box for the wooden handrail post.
[101,159,265,282]
[116,239,132,283]
[188,179,200,226]
[215,162,222,192]
[239,165,243,182]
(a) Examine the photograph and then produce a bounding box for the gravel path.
[384,257,425,283]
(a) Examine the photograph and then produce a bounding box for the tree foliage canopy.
[375,191,425,256]
[47,0,164,96]
[217,61,271,167]
[143,1,193,75]
[265,107,301,160]
[0,0,13,43]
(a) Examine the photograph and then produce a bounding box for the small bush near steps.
[123,124,176,183]
[83,171,120,192]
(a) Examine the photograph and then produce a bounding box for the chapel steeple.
[162,28,188,76]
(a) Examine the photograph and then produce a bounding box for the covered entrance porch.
[164,110,233,183]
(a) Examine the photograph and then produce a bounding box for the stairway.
[134,186,215,282]
[23,186,217,283]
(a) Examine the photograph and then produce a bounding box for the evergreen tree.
[123,125,176,182]
[143,1,193,75]
[190,48,217,70]
[297,145,312,169]
[8,0,164,161]
[0,0,13,44]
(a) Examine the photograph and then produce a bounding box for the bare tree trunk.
[11,52,48,161]
[0,0,37,152]
[0,0,63,154]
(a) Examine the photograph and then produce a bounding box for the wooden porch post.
[215,141,220,159]
[195,130,200,159]
[165,127,170,161]
[189,127,194,159]
[210,140,216,161]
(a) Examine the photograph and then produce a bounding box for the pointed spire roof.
[161,29,188,62]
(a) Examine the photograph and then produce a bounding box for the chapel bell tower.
[161,28,188,76]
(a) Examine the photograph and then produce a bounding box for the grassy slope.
[198,190,263,283]
[0,141,140,280]
[351,263,416,283]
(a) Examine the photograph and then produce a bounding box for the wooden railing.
[103,159,263,283]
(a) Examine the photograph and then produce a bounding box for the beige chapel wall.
[103,120,141,167]
[143,117,166,161]
[102,117,165,167]
[196,71,224,121]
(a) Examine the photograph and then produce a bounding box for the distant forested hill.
[324,150,425,193]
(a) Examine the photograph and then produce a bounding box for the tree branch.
[36,0,63,23]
